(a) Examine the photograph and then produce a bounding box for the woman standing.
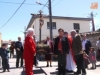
[44,37,53,67]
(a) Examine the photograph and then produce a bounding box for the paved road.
[0,58,100,75]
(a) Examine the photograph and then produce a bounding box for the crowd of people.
[0,27,100,75]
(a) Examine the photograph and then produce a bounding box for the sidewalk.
[0,58,100,75]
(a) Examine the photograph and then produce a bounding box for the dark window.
[47,22,56,29]
[73,23,80,30]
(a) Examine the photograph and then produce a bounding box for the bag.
[84,58,90,65]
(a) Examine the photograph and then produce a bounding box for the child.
[89,47,96,69]
[83,51,90,69]
[0,43,10,72]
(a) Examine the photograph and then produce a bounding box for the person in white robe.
[64,32,77,72]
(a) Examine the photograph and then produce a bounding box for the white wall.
[33,18,90,40]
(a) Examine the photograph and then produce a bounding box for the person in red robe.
[64,32,76,72]
[23,28,36,75]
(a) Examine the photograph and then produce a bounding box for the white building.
[27,15,92,40]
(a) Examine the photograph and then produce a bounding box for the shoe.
[74,72,81,75]
[20,66,23,67]
[50,65,52,67]
[90,67,94,69]
[16,66,19,68]
[3,70,6,72]
[82,73,86,75]
[7,70,10,72]
[46,65,49,67]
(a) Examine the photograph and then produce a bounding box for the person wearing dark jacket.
[54,28,70,75]
[71,30,86,75]
[15,37,23,68]
[0,43,10,72]
[81,34,92,55]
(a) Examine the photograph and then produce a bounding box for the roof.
[27,14,92,29]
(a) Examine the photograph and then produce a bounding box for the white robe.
[66,50,77,72]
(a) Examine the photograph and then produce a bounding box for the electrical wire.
[51,0,55,3]
[0,1,37,5]
[52,0,62,8]
[0,0,26,29]
[41,1,48,10]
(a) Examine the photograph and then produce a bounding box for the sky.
[0,0,100,41]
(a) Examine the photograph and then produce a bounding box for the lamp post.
[39,10,44,42]
[36,0,53,40]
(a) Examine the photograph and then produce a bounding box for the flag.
[90,2,98,9]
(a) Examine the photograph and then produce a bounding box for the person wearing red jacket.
[23,28,36,75]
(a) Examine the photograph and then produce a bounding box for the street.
[0,58,100,75]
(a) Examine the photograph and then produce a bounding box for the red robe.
[23,35,36,75]
[67,35,76,64]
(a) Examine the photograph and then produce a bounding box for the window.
[73,23,80,30]
[47,22,56,29]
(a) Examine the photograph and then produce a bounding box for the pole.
[91,12,95,31]
[39,10,43,42]
[48,0,53,40]
[39,12,42,42]
[24,26,26,39]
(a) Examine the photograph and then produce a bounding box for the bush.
[36,43,51,53]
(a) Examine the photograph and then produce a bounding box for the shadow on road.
[96,64,100,67]
[21,67,47,75]
[50,71,75,75]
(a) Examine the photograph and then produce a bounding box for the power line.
[52,0,62,8]
[51,0,55,3]
[0,0,26,29]
[41,1,48,10]
[0,1,37,5]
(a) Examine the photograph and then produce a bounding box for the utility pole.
[90,11,95,31]
[24,26,26,39]
[48,0,53,40]
[39,10,44,42]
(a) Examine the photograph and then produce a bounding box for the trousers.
[16,52,23,67]
[75,54,86,74]
[58,51,66,75]
[2,58,9,70]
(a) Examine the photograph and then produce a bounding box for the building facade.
[27,15,92,41]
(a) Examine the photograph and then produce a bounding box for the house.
[27,15,92,40]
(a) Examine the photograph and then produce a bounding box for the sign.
[90,2,98,9]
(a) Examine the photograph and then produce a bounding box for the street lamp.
[36,0,53,40]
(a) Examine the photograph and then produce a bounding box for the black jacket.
[0,48,9,59]
[82,39,92,51]
[54,36,70,55]
[15,41,23,52]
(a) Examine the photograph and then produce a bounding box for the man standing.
[82,34,92,55]
[71,30,86,75]
[15,37,23,68]
[54,28,70,75]
[23,28,36,75]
